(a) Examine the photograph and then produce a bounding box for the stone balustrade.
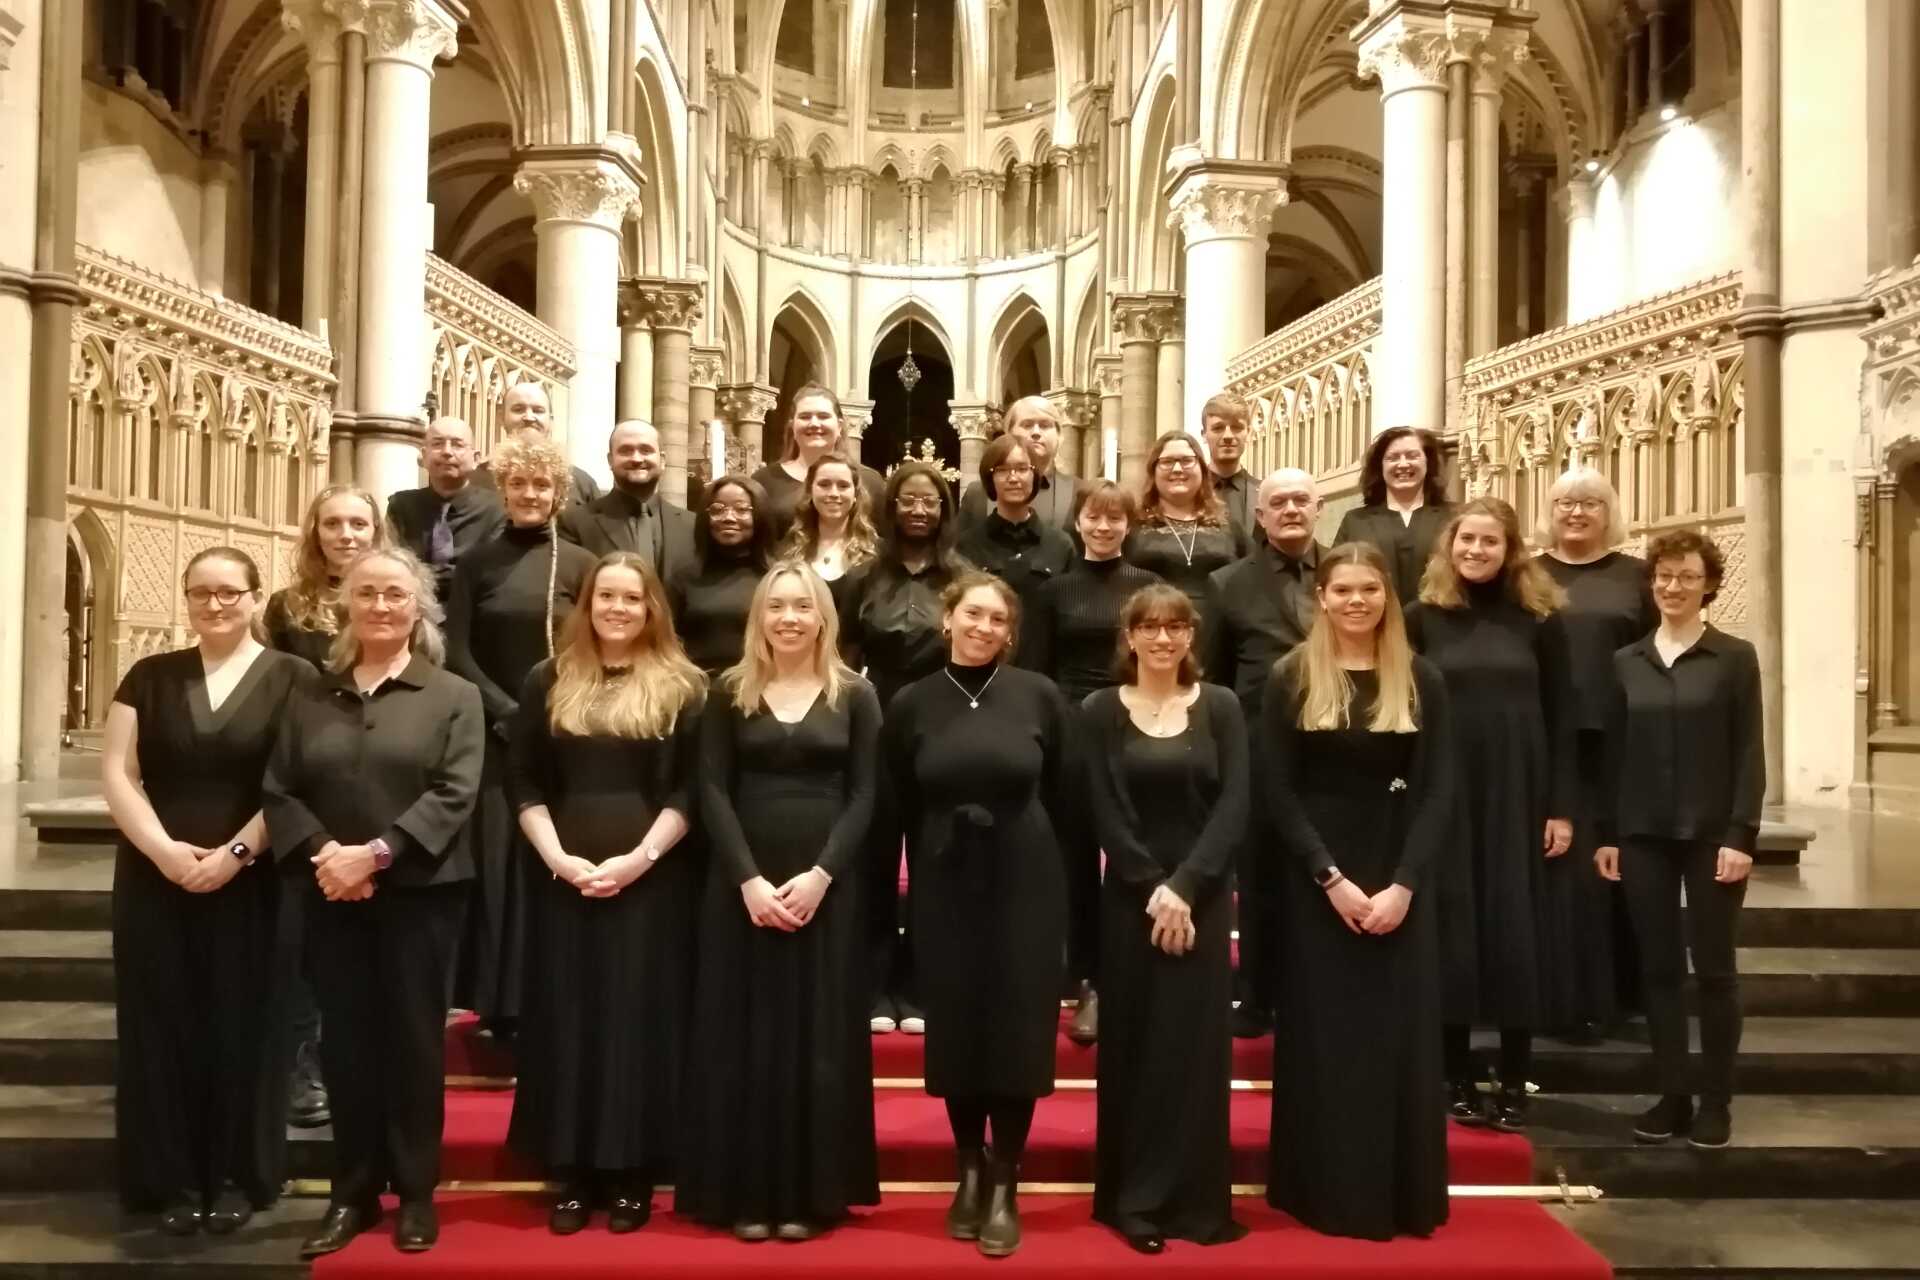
[424,253,577,457]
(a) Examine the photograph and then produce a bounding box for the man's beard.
[617,471,660,498]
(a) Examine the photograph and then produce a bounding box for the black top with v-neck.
[113,646,313,850]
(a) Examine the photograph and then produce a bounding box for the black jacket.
[1205,539,1325,714]
[385,483,505,598]
[1332,502,1454,604]
[555,486,698,592]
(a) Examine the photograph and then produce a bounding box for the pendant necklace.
[1167,516,1200,567]
[945,664,999,710]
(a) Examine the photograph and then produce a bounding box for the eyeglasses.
[992,464,1034,479]
[1554,498,1606,514]
[351,587,415,608]
[1131,620,1193,638]
[895,496,942,513]
[1652,571,1707,588]
[706,503,753,519]
[186,587,247,607]
[1154,457,1199,472]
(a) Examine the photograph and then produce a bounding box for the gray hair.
[1540,467,1628,548]
[326,546,447,672]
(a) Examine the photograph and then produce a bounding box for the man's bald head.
[423,416,478,492]
[1256,467,1322,556]
[500,381,553,435]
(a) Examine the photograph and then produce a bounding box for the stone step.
[1513,1016,1920,1095]
[1740,906,1920,950]
[1730,947,1920,1017]
[0,1190,314,1278]
[0,932,113,1002]
[0,1004,115,1086]
[1545,1196,1920,1275]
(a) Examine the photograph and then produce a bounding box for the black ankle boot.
[1492,1086,1529,1132]
[976,1155,1021,1257]
[1448,1079,1490,1126]
[946,1146,987,1240]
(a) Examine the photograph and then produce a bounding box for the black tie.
[429,501,455,566]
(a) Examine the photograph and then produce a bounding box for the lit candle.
[710,420,727,481]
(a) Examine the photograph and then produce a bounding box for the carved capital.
[280,0,361,63]
[718,381,780,423]
[689,345,727,389]
[622,278,705,333]
[363,0,460,71]
[514,149,643,231]
[1092,354,1124,399]
[1355,14,1452,97]
[1466,25,1530,97]
[1112,292,1182,343]
[950,403,995,442]
[840,397,874,441]
[1168,173,1288,243]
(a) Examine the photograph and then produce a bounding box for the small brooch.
[1389,778,1408,792]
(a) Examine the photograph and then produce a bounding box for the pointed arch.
[632,51,682,277]
[1132,71,1180,290]
[721,267,751,385]
[769,285,843,393]
[990,134,1023,170]
[868,297,958,380]
[918,142,962,181]
[988,290,1052,406]
[1069,273,1103,386]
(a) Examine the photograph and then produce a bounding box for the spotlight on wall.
[1659,104,1678,122]
[1024,100,1033,111]
[801,96,811,107]
[1584,155,1600,173]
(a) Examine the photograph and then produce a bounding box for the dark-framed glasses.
[185,587,247,607]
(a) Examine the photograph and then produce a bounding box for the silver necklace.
[1165,516,1200,567]
[945,664,999,709]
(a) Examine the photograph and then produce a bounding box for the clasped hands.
[1146,884,1195,956]
[549,848,657,899]
[311,841,378,902]
[1325,878,1411,935]
[741,869,830,931]
[159,839,245,894]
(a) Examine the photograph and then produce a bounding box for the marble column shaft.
[1169,168,1285,431]
[283,0,342,334]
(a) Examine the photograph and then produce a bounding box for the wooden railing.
[424,253,576,456]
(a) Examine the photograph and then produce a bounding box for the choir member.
[1083,584,1248,1254]
[885,572,1070,1258]
[1537,469,1656,1040]
[1407,497,1574,1132]
[1261,542,1453,1241]
[840,460,970,1034]
[1596,529,1761,1151]
[1125,431,1250,623]
[1332,426,1454,604]
[265,548,484,1257]
[669,475,776,676]
[1021,480,1162,1044]
[385,416,505,600]
[958,397,1081,531]
[445,432,597,1039]
[555,421,698,590]
[1199,393,1257,543]
[263,484,385,1134]
[104,547,311,1234]
[677,562,881,1240]
[779,448,880,593]
[473,380,601,509]
[507,552,706,1232]
[750,384,887,539]
[1205,467,1327,1039]
[955,432,1075,639]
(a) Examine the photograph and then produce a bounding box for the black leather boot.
[945,1146,987,1240]
[976,1155,1021,1258]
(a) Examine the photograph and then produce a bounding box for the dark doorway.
[865,320,956,476]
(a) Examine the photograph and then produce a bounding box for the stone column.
[515,144,642,488]
[626,278,704,505]
[282,0,343,332]
[1559,175,1597,324]
[1156,334,1184,436]
[198,154,238,296]
[1470,30,1527,357]
[841,396,873,453]
[329,26,368,478]
[951,401,994,496]
[1112,295,1167,487]
[905,177,925,263]
[1168,164,1286,431]
[1623,12,1647,124]
[719,381,778,468]
[1010,163,1033,254]
[616,294,653,422]
[987,174,1005,258]
[353,0,459,499]
[1093,354,1124,480]
[1356,5,1453,436]
[1045,387,1094,478]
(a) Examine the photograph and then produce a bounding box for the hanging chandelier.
[898,0,922,395]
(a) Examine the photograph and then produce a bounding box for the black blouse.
[669,556,763,675]
[954,511,1075,648]
[1332,503,1455,604]
[1020,557,1163,704]
[1539,551,1658,733]
[839,555,964,710]
[1125,518,1251,614]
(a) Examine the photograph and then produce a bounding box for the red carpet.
[312,1191,1612,1278]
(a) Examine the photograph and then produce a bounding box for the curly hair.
[490,429,573,511]
[1645,526,1727,605]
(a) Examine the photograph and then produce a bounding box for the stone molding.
[1111,292,1183,343]
[1354,4,1533,98]
[363,0,461,71]
[623,277,705,333]
[1860,258,1920,479]
[1225,277,1382,390]
[425,253,576,381]
[280,0,358,61]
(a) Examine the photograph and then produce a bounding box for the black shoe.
[1492,1087,1529,1133]
[288,1040,331,1129]
[1230,1003,1272,1040]
[946,1145,987,1240]
[776,1220,819,1241]
[607,1191,652,1233]
[395,1200,437,1252]
[548,1191,590,1235]
[204,1183,251,1235]
[300,1202,379,1257]
[976,1155,1021,1258]
[1067,982,1098,1045]
[1448,1079,1490,1126]
[1688,1102,1732,1149]
[1633,1094,1694,1144]
[1125,1232,1166,1255]
[158,1194,203,1237]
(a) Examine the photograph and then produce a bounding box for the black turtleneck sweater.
[445,521,598,724]
[1019,556,1164,704]
[669,553,764,675]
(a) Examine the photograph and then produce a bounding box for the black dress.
[506,663,700,1178]
[886,664,1070,1098]
[1082,684,1248,1245]
[445,523,596,1026]
[1261,660,1453,1241]
[676,683,882,1226]
[1125,519,1250,630]
[1332,504,1454,604]
[1539,551,1655,1026]
[669,556,762,675]
[1407,585,1574,1030]
[112,647,309,1211]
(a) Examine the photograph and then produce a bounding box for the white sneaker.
[899,1015,926,1035]
[870,1013,898,1033]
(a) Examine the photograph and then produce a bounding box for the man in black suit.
[386,417,505,600]
[556,419,697,591]
[472,380,602,510]
[958,396,1081,532]
[1206,466,1327,1038]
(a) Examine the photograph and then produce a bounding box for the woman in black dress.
[956,433,1074,643]
[1125,431,1250,627]
[264,548,485,1257]
[1083,584,1247,1254]
[103,547,310,1234]
[263,485,385,1131]
[669,475,775,675]
[1538,469,1655,1040]
[886,572,1071,1258]
[1596,529,1761,1151]
[508,551,706,1232]
[1022,480,1162,1044]
[1332,427,1454,604]
[840,460,971,1034]
[1408,497,1574,1131]
[445,432,597,1039]
[678,562,881,1241]
[778,449,880,598]
[1262,542,1453,1241]
[750,383,888,538]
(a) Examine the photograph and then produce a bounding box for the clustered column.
[1111,294,1179,486]
[623,278,705,506]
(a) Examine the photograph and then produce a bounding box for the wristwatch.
[228,842,252,863]
[1313,865,1346,890]
[368,837,394,871]
[641,845,662,863]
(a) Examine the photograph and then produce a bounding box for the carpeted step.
[427,1088,1535,1187]
[310,1191,1613,1279]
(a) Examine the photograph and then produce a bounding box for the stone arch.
[989,134,1023,170]
[769,286,843,395]
[720,267,752,385]
[988,290,1051,405]
[868,297,960,382]
[1214,0,1364,161]
[1131,71,1180,289]
[1068,273,1102,387]
[633,51,683,277]
[66,506,118,732]
[918,142,962,182]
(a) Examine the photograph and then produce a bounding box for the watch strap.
[368,837,394,871]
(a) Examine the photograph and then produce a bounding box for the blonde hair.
[1539,467,1629,548]
[326,547,446,672]
[286,485,385,634]
[1420,496,1567,619]
[547,552,706,739]
[1288,542,1420,734]
[721,561,860,715]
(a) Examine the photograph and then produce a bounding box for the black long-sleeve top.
[1599,625,1765,854]
[839,555,965,710]
[954,511,1075,651]
[1538,551,1658,733]
[1019,556,1163,703]
[1079,683,1249,906]
[698,680,881,886]
[1205,539,1325,715]
[263,654,485,886]
[386,483,506,600]
[668,555,762,675]
[444,523,596,726]
[1332,503,1454,604]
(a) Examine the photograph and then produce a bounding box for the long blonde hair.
[286,485,385,634]
[548,552,706,738]
[1287,542,1420,733]
[1419,496,1567,619]
[325,547,446,672]
[720,560,860,714]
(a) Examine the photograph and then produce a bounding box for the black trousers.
[308,882,469,1206]
[1619,838,1744,1102]
[865,774,918,1013]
